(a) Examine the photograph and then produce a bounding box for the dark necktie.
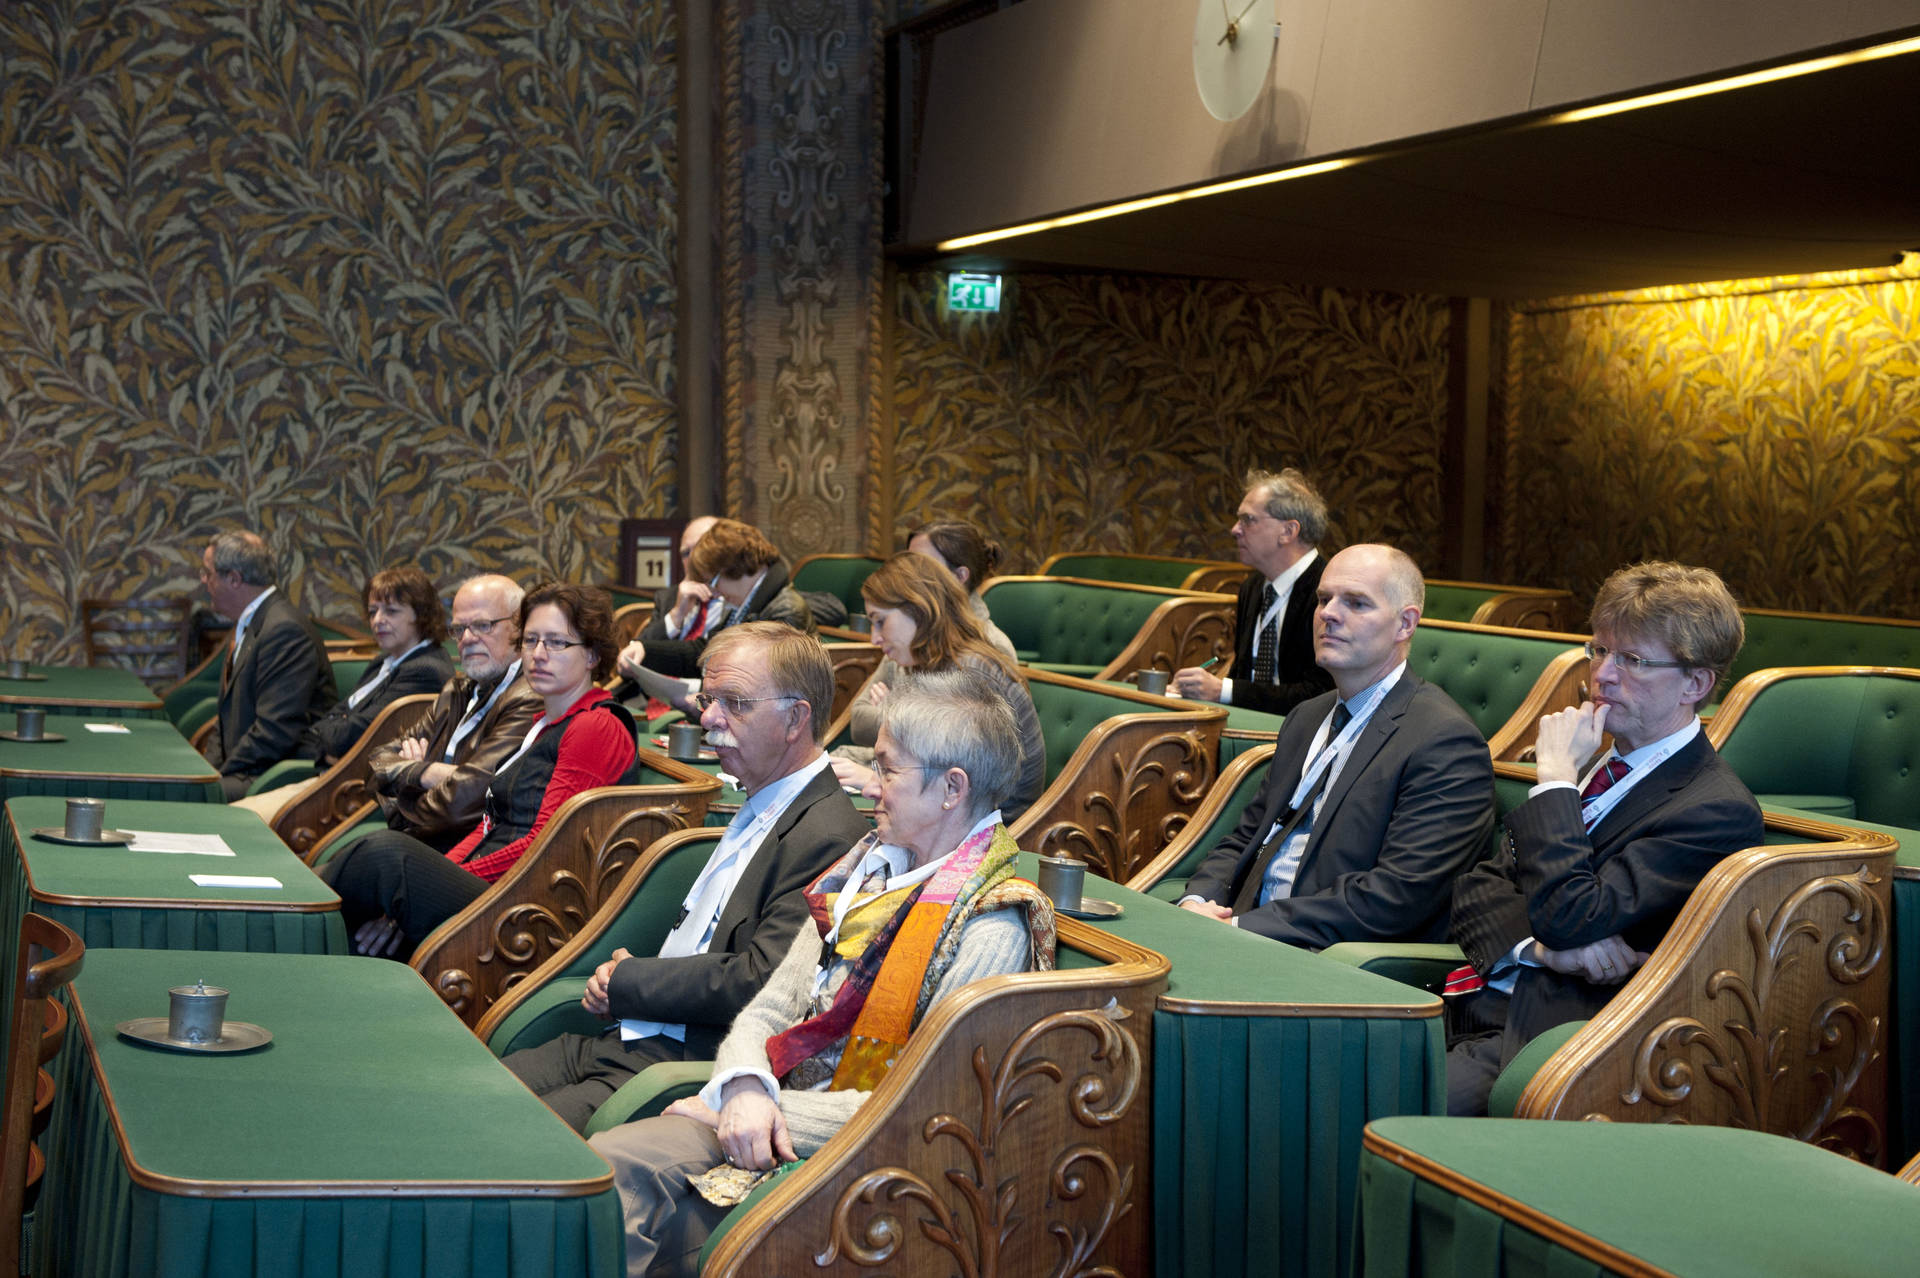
[1251,583,1278,684]
[1233,701,1352,912]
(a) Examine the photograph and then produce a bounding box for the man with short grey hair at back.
[1173,467,1336,715]
[198,531,337,802]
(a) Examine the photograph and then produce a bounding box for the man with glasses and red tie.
[503,622,868,1133]
[367,574,543,852]
[1444,561,1764,1116]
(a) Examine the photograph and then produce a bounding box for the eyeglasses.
[519,635,584,653]
[693,691,797,716]
[1584,642,1690,674]
[875,762,936,784]
[452,616,515,639]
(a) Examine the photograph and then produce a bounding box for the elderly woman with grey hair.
[586,668,1057,1278]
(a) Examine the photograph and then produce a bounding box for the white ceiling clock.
[1193,0,1278,122]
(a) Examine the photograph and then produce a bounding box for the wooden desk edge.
[1360,1127,1678,1278]
[70,986,615,1200]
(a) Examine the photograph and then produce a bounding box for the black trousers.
[503,1029,695,1134]
[318,829,489,955]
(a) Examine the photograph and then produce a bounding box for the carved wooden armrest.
[703,918,1169,1278]
[1182,564,1253,595]
[612,601,656,648]
[1516,812,1896,1166]
[1124,744,1275,893]
[412,760,722,1027]
[1094,593,1238,680]
[1471,590,1578,632]
[1486,649,1590,763]
[1011,689,1226,884]
[273,694,435,857]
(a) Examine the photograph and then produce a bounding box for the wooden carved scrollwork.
[1168,605,1235,672]
[814,1000,1143,1277]
[1614,866,1887,1161]
[1031,726,1216,882]
[434,967,476,1019]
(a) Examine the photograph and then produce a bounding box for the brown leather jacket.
[366,668,543,848]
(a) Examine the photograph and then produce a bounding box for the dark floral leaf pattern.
[0,0,678,661]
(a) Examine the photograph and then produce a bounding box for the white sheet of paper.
[190,874,282,889]
[123,830,236,857]
[83,722,131,734]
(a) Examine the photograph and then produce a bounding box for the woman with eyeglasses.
[320,582,640,958]
[828,553,1045,822]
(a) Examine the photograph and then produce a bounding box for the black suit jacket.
[605,764,869,1056]
[1229,555,1334,715]
[1186,672,1494,949]
[209,592,338,780]
[1449,731,1763,1051]
[296,644,455,764]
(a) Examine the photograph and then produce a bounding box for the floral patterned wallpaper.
[0,0,678,661]
[1501,263,1920,617]
[885,268,1455,573]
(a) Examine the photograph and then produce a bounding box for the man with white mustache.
[502,623,869,1133]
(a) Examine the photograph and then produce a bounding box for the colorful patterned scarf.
[764,821,1055,1091]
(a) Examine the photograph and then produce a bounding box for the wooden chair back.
[824,643,882,725]
[272,694,436,857]
[2,914,83,1273]
[612,601,655,648]
[1514,808,1896,1164]
[702,917,1169,1277]
[80,596,193,684]
[411,761,723,1027]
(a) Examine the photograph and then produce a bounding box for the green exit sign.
[947,272,1002,312]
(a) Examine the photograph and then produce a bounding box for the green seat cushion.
[1487,1019,1586,1117]
[981,580,1169,672]
[1729,612,1920,687]
[1044,554,1207,589]
[791,557,883,613]
[583,1060,715,1136]
[1419,583,1502,623]
[246,758,318,796]
[1407,624,1578,740]
[1752,793,1857,818]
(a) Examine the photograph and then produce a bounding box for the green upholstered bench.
[1010,668,1226,883]
[1037,550,1243,591]
[790,553,884,617]
[1408,619,1588,762]
[1420,579,1578,631]
[410,756,723,1028]
[1729,607,1920,691]
[979,575,1236,680]
[1707,666,1920,824]
[1356,1118,1920,1278]
[160,638,226,729]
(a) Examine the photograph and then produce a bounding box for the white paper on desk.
[123,830,236,857]
[82,722,131,734]
[190,874,282,889]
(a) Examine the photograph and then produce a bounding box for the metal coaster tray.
[0,731,66,743]
[1057,897,1124,920]
[30,828,133,847]
[117,1018,273,1054]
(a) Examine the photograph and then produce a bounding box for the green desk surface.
[1357,1117,1920,1278]
[41,948,620,1277]
[0,662,164,715]
[0,800,346,1053]
[0,711,219,801]
[1016,855,1442,1278]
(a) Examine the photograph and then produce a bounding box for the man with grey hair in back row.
[1180,544,1495,950]
[1174,467,1336,715]
[199,531,337,802]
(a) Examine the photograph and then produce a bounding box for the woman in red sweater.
[321,582,639,958]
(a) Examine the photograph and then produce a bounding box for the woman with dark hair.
[829,553,1044,822]
[321,583,639,958]
[300,565,455,764]
[906,518,1017,662]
